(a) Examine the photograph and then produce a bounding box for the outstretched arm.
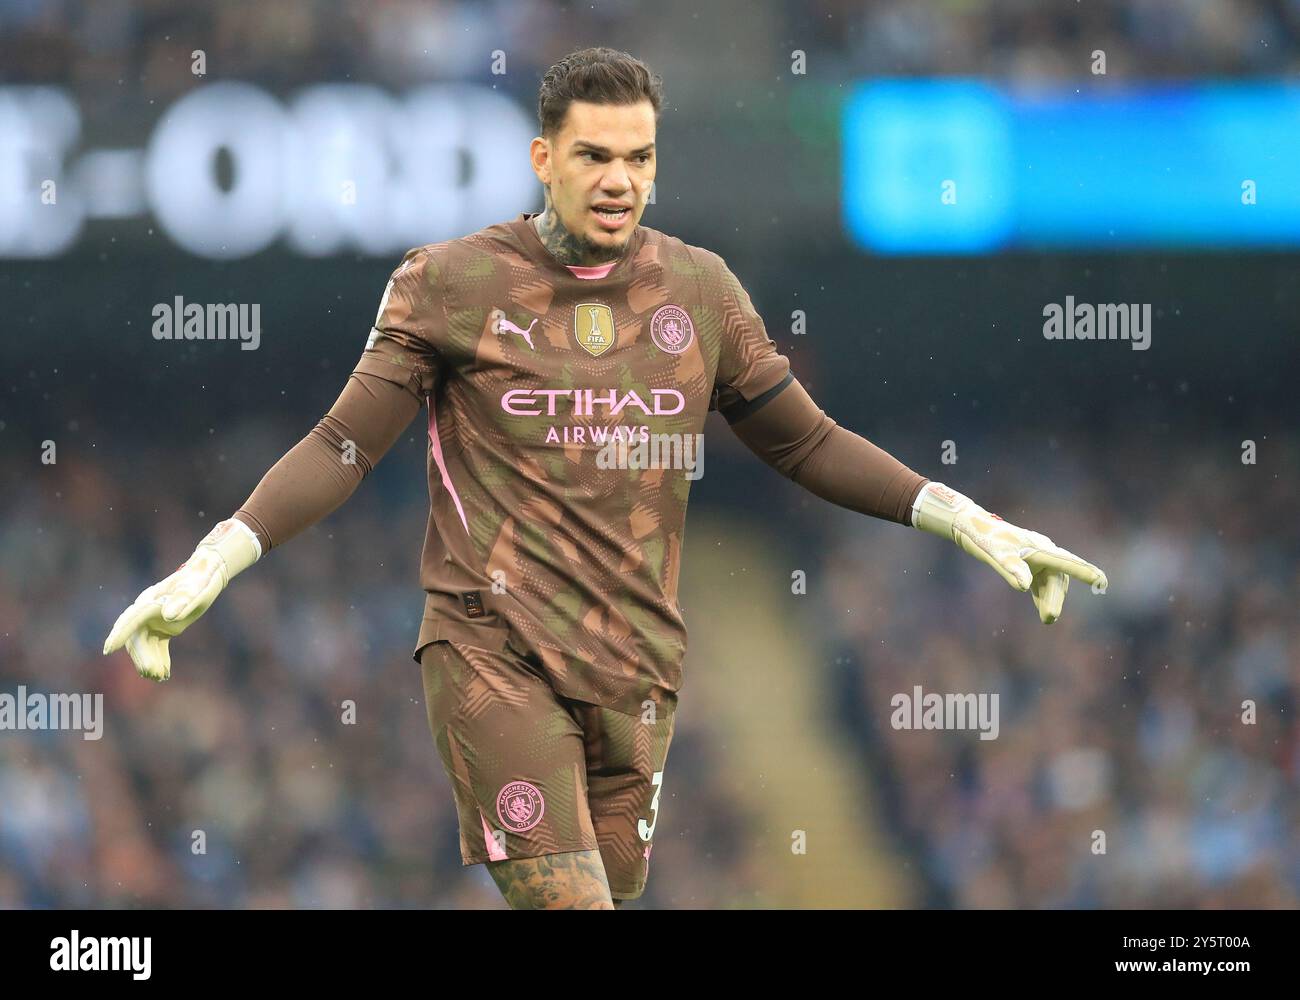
[725,374,926,524]
[231,370,422,552]
[103,371,423,679]
[726,377,1106,623]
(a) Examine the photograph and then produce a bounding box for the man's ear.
[530,136,551,184]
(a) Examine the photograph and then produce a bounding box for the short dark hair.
[537,47,663,137]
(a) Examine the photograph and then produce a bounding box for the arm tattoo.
[487,849,616,910]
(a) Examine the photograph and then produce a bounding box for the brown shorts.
[419,639,675,900]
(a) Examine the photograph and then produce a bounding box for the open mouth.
[592,205,630,228]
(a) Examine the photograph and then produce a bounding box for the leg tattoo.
[487,849,615,910]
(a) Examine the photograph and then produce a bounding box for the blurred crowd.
[825,0,1300,79]
[3,0,1298,117]
[819,433,1300,908]
[2,422,1293,908]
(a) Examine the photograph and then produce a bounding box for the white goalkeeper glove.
[103,518,262,681]
[911,482,1107,624]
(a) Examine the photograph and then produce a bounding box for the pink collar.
[565,261,619,280]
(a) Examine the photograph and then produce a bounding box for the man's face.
[530,99,656,257]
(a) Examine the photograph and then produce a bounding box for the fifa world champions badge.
[497,781,545,833]
[649,304,695,354]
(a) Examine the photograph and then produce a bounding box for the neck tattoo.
[532,192,626,267]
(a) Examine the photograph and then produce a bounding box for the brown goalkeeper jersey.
[236,212,926,715]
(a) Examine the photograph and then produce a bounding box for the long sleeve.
[232,370,424,552]
[726,376,927,525]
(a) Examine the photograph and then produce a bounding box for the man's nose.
[601,160,633,192]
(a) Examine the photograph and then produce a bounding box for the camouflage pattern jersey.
[353,212,791,717]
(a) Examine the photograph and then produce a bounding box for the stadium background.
[1,0,1297,908]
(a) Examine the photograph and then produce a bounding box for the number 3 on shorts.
[638,770,664,841]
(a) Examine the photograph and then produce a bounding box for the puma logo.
[491,308,537,350]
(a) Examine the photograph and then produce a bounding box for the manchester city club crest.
[496,780,545,833]
[649,304,695,354]
[574,302,615,357]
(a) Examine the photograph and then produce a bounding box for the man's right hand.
[103,518,262,681]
